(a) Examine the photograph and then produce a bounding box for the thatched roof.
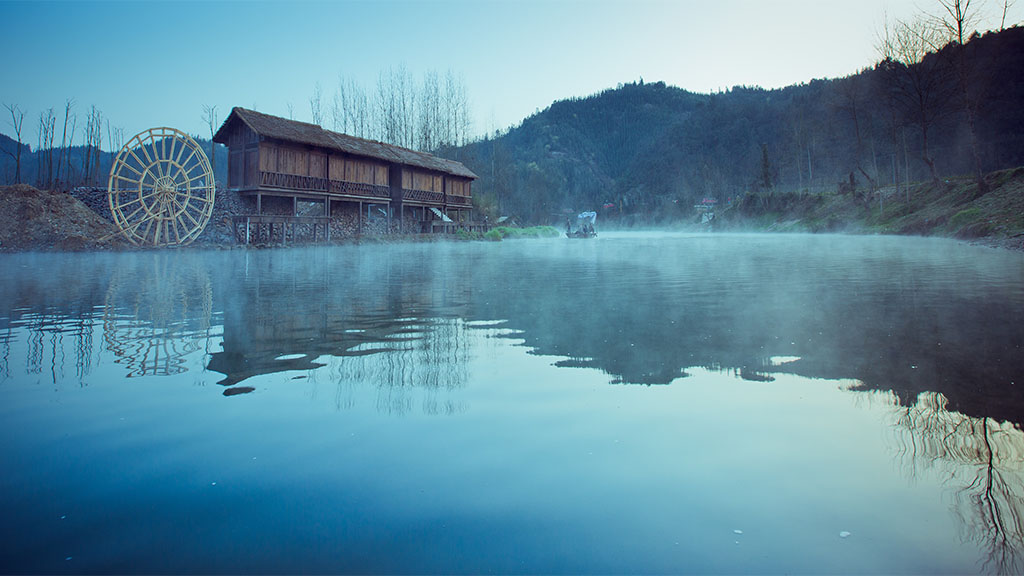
[214,107,477,180]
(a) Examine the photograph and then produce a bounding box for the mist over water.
[1,233,1023,573]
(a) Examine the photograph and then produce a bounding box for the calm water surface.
[1,233,1023,574]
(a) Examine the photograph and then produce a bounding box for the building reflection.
[205,248,474,411]
[880,391,1024,573]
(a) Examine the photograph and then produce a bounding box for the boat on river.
[566,211,598,238]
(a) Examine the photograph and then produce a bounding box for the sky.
[1,0,1021,147]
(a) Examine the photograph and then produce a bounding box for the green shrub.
[483,229,503,241]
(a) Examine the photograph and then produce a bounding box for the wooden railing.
[257,171,470,207]
[260,171,329,192]
[259,171,390,199]
[329,180,390,199]
[403,189,444,204]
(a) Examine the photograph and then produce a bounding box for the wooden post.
[245,217,250,244]
[256,193,262,215]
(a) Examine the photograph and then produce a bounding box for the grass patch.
[488,226,561,239]
[950,207,983,229]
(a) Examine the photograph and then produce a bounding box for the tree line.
[1,100,126,190]
[308,66,472,151]
[1,66,472,190]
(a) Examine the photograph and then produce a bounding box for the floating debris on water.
[223,386,255,397]
[733,529,743,535]
[839,531,851,538]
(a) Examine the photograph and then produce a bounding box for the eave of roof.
[213,107,478,180]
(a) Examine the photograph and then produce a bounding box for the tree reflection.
[884,391,1024,573]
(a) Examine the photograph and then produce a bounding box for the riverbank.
[715,166,1024,251]
[3,166,1023,252]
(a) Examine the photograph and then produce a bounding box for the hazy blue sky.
[2,0,1021,146]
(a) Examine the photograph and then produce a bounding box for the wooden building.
[213,107,478,241]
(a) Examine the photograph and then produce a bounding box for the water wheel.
[107,127,215,246]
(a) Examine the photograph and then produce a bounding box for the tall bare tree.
[83,105,102,186]
[56,99,75,190]
[835,75,878,194]
[3,103,25,184]
[202,105,218,185]
[1000,0,1016,28]
[418,70,441,151]
[935,0,989,194]
[443,69,472,147]
[309,82,323,126]
[37,108,55,189]
[879,16,952,184]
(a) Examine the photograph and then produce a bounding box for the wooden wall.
[227,123,259,189]
[447,179,471,197]
[402,168,443,192]
[259,141,387,186]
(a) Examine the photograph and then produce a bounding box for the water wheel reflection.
[103,255,213,377]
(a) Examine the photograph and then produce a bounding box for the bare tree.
[835,75,878,196]
[309,82,323,126]
[443,69,472,147]
[1000,0,1016,28]
[418,70,441,151]
[935,0,990,195]
[106,120,124,155]
[376,67,415,147]
[202,105,218,184]
[56,99,75,190]
[3,103,25,184]
[83,106,102,186]
[879,16,952,184]
[333,74,373,139]
[375,65,417,148]
[37,108,55,189]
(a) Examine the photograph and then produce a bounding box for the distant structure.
[213,108,478,242]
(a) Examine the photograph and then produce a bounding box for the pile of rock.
[0,185,130,252]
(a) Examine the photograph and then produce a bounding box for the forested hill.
[450,25,1024,226]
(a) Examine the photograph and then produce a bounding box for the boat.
[566,211,598,238]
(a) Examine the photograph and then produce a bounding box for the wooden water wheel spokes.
[108,127,215,246]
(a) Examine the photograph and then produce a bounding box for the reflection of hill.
[879,391,1024,573]
[465,237,1024,425]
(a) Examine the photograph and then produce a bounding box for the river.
[1,232,1023,573]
